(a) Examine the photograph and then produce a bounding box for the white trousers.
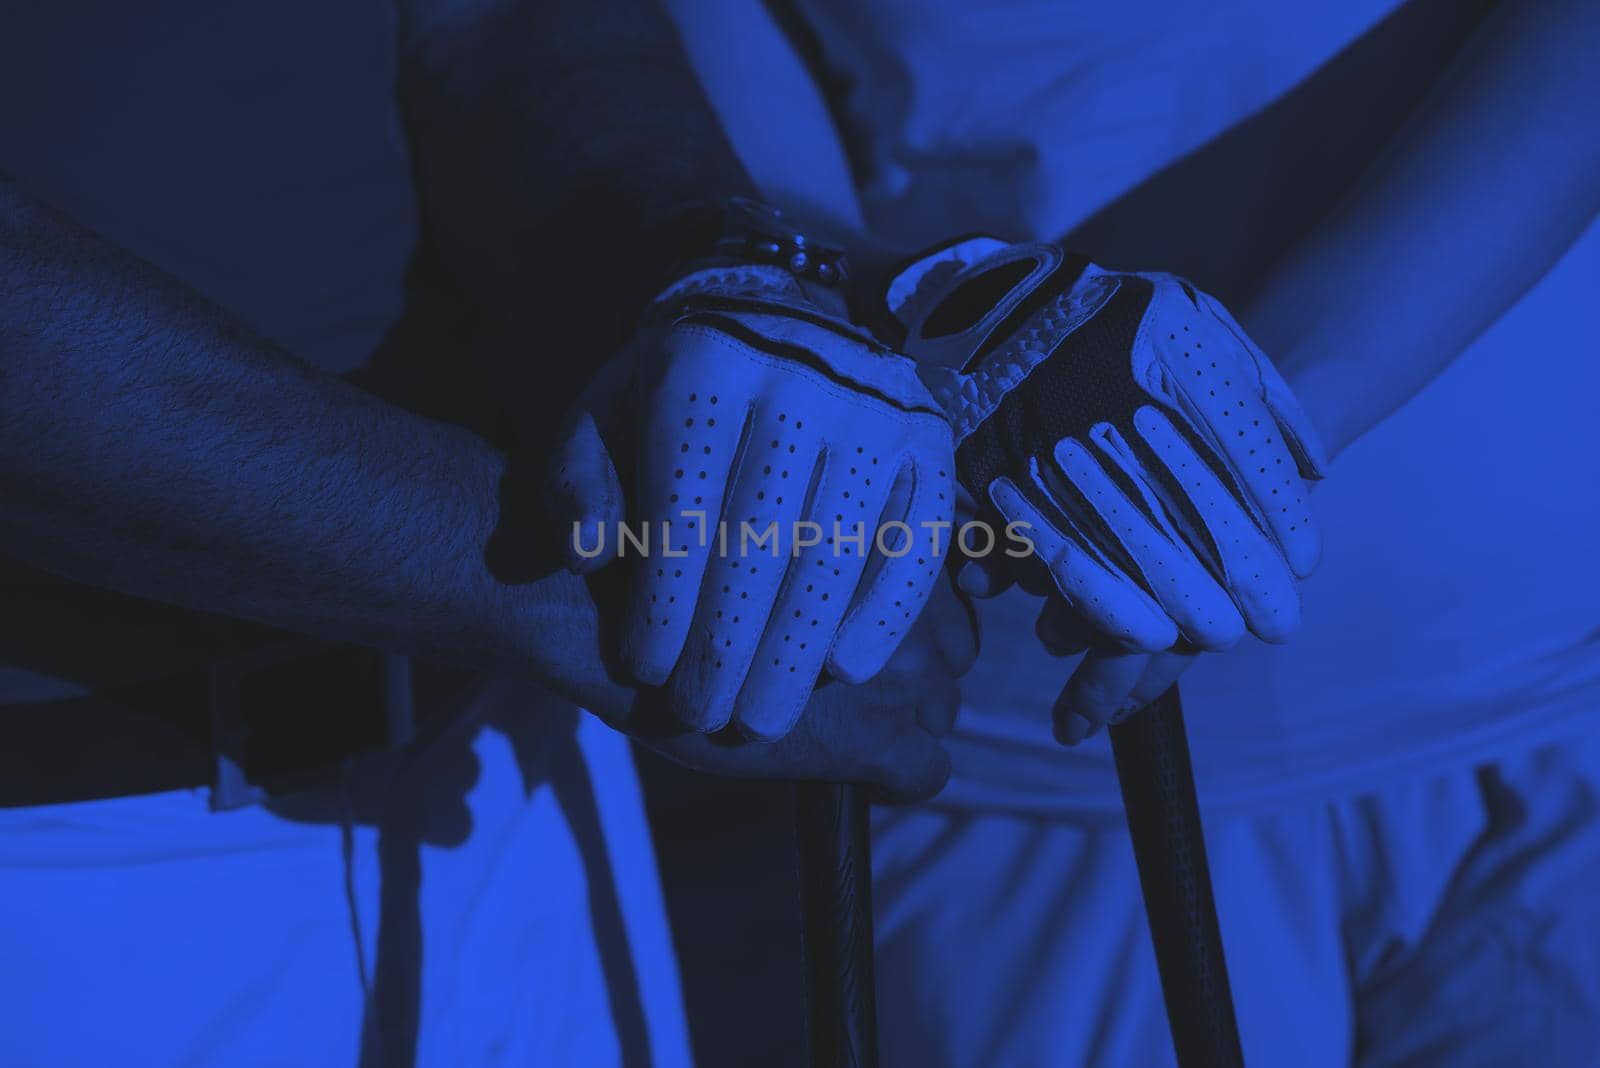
[873,727,1600,1068]
[0,680,691,1068]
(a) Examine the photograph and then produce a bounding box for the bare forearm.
[0,177,634,717]
[1242,0,1600,457]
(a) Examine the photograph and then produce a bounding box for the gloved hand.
[883,238,1326,733]
[630,569,977,801]
[550,248,955,742]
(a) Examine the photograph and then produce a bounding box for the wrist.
[650,196,855,318]
[1240,294,1362,464]
[1275,348,1360,465]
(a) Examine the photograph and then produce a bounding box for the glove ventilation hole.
[692,400,760,663]
[757,448,834,677]
[855,458,926,641]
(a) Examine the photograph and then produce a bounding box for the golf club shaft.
[1109,686,1245,1067]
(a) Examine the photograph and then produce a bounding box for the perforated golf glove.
[550,204,956,740]
[884,237,1326,651]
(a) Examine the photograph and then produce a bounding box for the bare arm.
[1052,0,1600,730]
[0,176,636,717]
[1242,0,1600,457]
[0,179,957,795]
[0,0,751,725]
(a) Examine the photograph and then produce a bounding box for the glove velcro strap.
[953,276,1154,506]
[951,276,1255,530]
[923,266,1118,442]
[890,243,1094,369]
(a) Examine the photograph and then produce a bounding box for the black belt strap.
[0,642,392,809]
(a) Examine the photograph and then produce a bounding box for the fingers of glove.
[619,381,751,685]
[727,452,884,740]
[1198,290,1329,480]
[728,649,831,743]
[827,451,954,683]
[1051,440,1244,650]
[1054,647,1151,745]
[667,440,822,734]
[545,409,626,574]
[639,695,951,802]
[755,581,962,796]
[1144,286,1319,577]
[1129,409,1302,642]
[989,473,1177,652]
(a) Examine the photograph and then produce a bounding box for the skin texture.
[554,308,956,741]
[1050,0,1600,737]
[0,0,966,798]
[0,175,616,701]
[763,0,1597,745]
[395,0,964,756]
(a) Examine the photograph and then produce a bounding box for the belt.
[0,641,402,810]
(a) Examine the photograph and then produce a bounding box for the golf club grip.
[1109,687,1245,1067]
[795,781,878,1068]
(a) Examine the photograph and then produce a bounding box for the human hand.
[883,238,1327,741]
[1033,599,1200,743]
[548,252,956,742]
[622,571,976,801]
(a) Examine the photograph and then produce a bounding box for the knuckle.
[872,743,950,803]
[1070,678,1123,714]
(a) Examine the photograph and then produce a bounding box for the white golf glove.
[551,240,955,740]
[886,237,1326,652]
